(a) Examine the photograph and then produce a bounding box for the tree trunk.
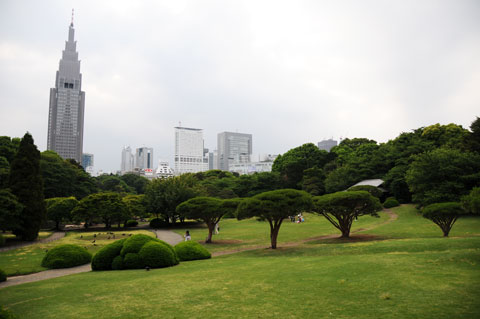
[340,228,350,238]
[442,228,450,237]
[55,220,60,231]
[271,227,279,249]
[206,223,214,243]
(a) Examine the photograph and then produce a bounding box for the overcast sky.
[1,0,479,173]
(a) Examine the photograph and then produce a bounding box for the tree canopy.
[406,148,480,206]
[312,191,382,238]
[9,133,46,240]
[45,196,78,230]
[422,202,466,237]
[177,197,240,243]
[236,189,312,249]
[272,143,330,189]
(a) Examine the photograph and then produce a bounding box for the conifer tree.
[9,133,46,240]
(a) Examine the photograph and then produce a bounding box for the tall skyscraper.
[135,147,153,170]
[174,126,208,174]
[121,146,134,173]
[47,17,85,163]
[217,132,252,171]
[317,139,337,152]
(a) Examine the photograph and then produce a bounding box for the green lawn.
[0,230,155,276]
[173,211,390,253]
[0,236,478,319]
[365,204,480,238]
[0,205,479,318]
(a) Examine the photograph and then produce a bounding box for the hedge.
[125,220,138,227]
[41,244,92,269]
[92,234,179,271]
[175,241,211,261]
[120,234,156,256]
[383,197,400,208]
[91,238,127,270]
[0,269,6,282]
[139,242,177,268]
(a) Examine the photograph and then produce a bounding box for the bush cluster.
[0,269,7,282]
[125,220,138,227]
[41,244,92,269]
[383,197,400,208]
[175,241,211,261]
[91,234,179,271]
[149,218,165,228]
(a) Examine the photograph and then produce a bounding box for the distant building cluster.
[47,19,341,178]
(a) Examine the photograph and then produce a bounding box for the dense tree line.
[1,117,478,240]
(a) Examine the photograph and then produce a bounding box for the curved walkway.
[0,232,65,253]
[0,229,183,289]
[1,210,397,288]
[151,229,184,246]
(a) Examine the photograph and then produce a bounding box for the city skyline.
[1,1,479,173]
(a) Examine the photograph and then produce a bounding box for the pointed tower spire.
[71,8,74,27]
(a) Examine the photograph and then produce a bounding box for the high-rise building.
[47,18,85,163]
[217,132,252,171]
[135,147,153,170]
[81,153,94,169]
[174,126,208,174]
[317,139,338,152]
[121,146,134,173]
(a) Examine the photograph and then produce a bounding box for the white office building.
[174,126,208,174]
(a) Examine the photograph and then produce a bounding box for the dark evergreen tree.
[9,133,46,240]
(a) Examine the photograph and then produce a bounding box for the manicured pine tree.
[9,133,46,240]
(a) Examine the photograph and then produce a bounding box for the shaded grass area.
[173,211,390,253]
[0,236,478,319]
[1,231,53,242]
[0,230,155,276]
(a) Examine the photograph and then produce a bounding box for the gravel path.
[0,231,65,253]
[151,229,184,246]
[0,229,183,289]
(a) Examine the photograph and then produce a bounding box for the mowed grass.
[173,211,391,253]
[0,230,155,276]
[0,236,478,319]
[1,204,479,318]
[365,204,480,238]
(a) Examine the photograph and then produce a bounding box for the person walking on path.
[184,230,191,241]
[214,223,220,235]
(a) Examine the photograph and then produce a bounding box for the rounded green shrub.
[123,253,144,269]
[157,240,180,264]
[0,269,7,282]
[92,238,127,271]
[0,234,5,247]
[149,218,165,228]
[175,241,211,261]
[383,197,400,208]
[120,234,156,256]
[0,306,17,319]
[125,220,138,227]
[111,255,124,270]
[139,241,177,268]
[41,244,92,269]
